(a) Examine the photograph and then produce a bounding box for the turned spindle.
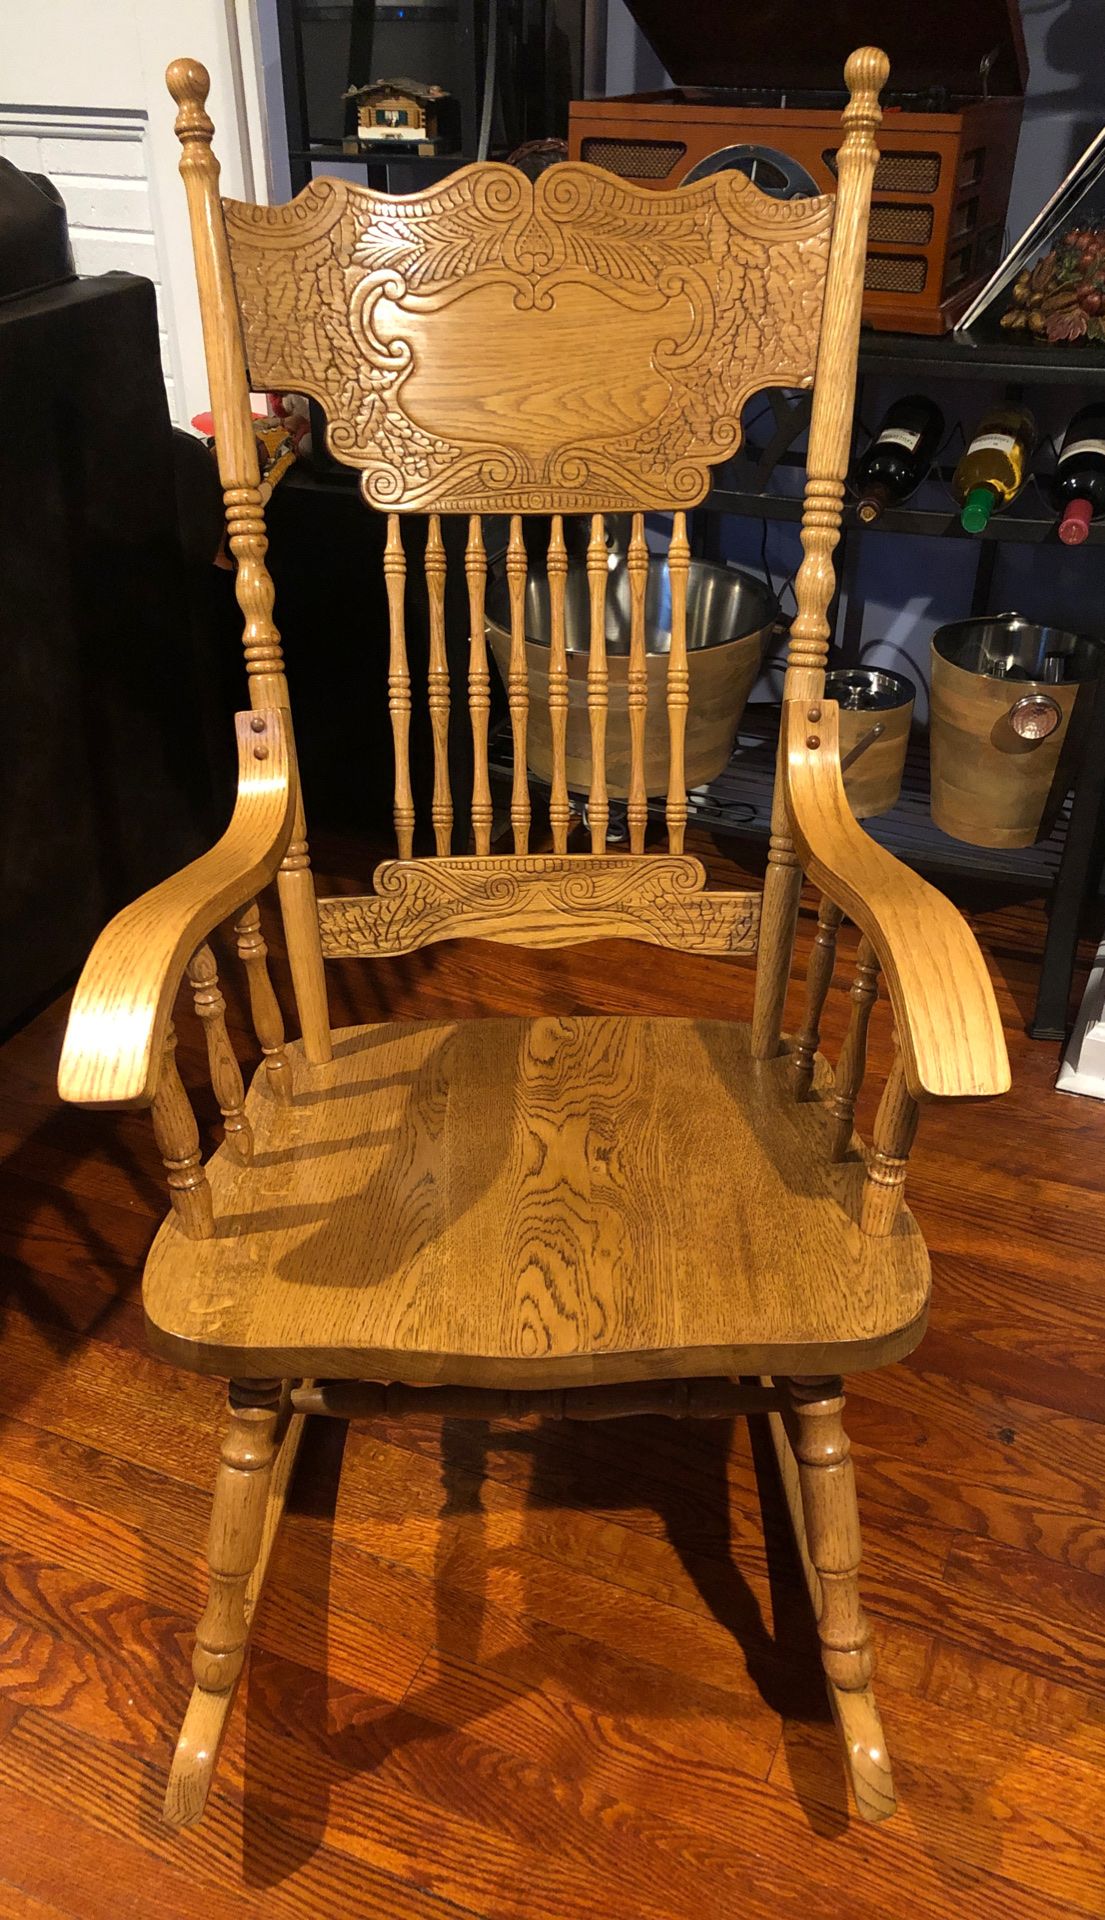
[466,515,493,856]
[505,515,531,855]
[586,514,609,854]
[860,1039,919,1235]
[665,511,690,855]
[233,901,292,1103]
[425,513,452,856]
[150,1021,215,1238]
[384,514,415,858]
[547,514,571,853]
[186,944,252,1164]
[828,936,880,1157]
[793,895,844,1098]
[626,512,649,854]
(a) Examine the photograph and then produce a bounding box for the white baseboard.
[1057,939,1105,1099]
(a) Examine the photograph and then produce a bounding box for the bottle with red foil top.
[1051,403,1105,545]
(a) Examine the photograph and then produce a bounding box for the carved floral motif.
[318,855,759,957]
[223,164,832,512]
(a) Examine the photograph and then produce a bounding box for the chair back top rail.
[215,159,834,517]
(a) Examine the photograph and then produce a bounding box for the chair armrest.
[58,710,296,1110]
[782,699,1010,1101]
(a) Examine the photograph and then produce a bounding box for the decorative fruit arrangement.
[1001,228,1105,344]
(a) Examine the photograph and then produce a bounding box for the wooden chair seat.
[143,1015,929,1383]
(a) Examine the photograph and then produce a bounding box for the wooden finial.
[166,58,214,145]
[843,46,891,120]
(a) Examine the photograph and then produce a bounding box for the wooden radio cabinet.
[569,0,1027,334]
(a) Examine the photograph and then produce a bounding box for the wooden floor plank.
[0,1884,82,1920]
[0,1714,473,1920]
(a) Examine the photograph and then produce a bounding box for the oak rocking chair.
[58,47,1010,1831]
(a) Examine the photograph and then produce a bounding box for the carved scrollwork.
[317,855,760,958]
[223,163,832,513]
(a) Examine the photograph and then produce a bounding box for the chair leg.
[164,1378,306,1827]
[767,1375,896,1823]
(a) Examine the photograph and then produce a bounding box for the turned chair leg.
[164,1378,307,1827]
[193,1379,283,1691]
[767,1375,896,1823]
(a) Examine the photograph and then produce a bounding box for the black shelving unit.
[276,0,480,196]
[695,324,1105,1040]
[706,484,1105,545]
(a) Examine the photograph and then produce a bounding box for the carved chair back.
[168,50,885,990]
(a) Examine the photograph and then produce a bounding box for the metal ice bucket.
[486,552,777,797]
[930,614,1104,848]
[825,667,915,820]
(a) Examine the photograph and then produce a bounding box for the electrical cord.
[477,0,498,161]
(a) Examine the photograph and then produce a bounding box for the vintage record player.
[568,0,1027,334]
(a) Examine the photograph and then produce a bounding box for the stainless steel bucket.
[824,667,915,820]
[485,553,777,797]
[930,614,1104,847]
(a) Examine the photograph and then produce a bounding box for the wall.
[0,0,275,425]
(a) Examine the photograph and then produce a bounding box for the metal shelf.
[858,324,1105,386]
[288,145,465,166]
[704,483,1105,544]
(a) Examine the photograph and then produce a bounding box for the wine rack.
[696,322,1105,1041]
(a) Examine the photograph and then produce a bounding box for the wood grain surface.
[56,711,294,1110]
[218,165,832,515]
[318,855,759,957]
[2,844,1103,1915]
[143,1013,928,1382]
[167,59,333,1066]
[750,48,887,1059]
[783,699,1010,1100]
[2,844,1105,1920]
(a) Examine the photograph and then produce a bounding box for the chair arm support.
[782,700,1010,1101]
[57,710,296,1110]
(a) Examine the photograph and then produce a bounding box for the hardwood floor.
[3,828,1104,1919]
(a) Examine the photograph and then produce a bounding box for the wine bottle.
[953,405,1036,534]
[853,395,945,523]
[1051,402,1105,545]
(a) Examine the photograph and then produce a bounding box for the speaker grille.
[580,137,686,179]
[864,254,927,293]
[868,202,934,245]
[825,149,941,193]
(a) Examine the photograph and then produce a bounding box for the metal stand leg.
[1031,666,1105,1040]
